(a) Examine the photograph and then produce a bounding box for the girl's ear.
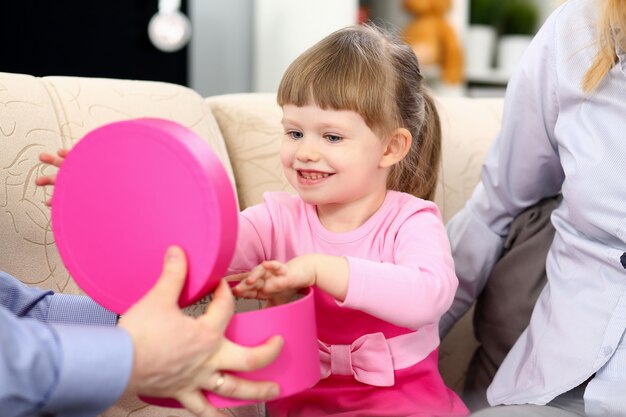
[380,128,412,168]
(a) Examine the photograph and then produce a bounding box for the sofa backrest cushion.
[207,93,504,223]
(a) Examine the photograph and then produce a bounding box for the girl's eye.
[325,134,342,143]
[287,131,303,140]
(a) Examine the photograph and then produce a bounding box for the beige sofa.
[0,71,503,417]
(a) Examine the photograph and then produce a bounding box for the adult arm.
[0,271,117,326]
[0,298,133,417]
[1,247,283,417]
[439,8,565,337]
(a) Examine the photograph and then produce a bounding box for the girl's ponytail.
[412,93,441,201]
[387,90,441,201]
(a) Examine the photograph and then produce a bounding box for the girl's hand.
[35,149,69,206]
[226,271,294,307]
[232,257,316,305]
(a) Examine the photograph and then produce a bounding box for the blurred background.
[0,0,560,98]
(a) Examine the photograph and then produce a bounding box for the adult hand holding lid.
[51,118,238,314]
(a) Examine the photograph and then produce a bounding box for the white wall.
[189,0,253,97]
[190,0,359,96]
[253,0,359,93]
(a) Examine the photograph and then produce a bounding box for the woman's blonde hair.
[277,24,441,201]
[583,0,626,92]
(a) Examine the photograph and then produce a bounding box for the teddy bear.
[401,0,464,85]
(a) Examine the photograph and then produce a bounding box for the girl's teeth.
[301,172,329,179]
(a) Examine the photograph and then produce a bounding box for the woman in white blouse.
[443,0,626,415]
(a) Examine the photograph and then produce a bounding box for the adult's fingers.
[200,279,235,334]
[213,336,283,372]
[199,372,280,401]
[176,390,224,417]
[146,246,188,305]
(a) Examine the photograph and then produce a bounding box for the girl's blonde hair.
[583,0,626,92]
[277,24,441,201]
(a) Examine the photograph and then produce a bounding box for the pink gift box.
[52,118,320,408]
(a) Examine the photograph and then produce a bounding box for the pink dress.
[228,191,468,417]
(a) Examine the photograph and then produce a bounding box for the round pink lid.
[52,118,238,314]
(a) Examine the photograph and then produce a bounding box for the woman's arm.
[441,7,564,337]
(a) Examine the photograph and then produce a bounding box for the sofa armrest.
[0,71,233,294]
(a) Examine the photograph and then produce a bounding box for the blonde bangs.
[277,26,396,132]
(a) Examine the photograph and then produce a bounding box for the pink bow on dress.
[318,332,395,387]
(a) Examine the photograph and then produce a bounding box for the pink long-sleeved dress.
[228,191,468,417]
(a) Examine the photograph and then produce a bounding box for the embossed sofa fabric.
[0,72,504,417]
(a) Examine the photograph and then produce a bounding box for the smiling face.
[280,104,390,209]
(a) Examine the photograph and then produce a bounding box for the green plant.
[499,0,539,35]
[469,0,496,26]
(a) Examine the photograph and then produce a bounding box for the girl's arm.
[233,255,349,302]
[235,206,457,330]
[337,209,458,330]
[227,204,277,276]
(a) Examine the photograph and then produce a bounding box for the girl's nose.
[295,139,320,162]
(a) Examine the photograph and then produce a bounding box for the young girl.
[36,24,468,417]
[227,24,468,417]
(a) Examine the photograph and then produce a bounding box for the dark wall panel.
[0,0,188,85]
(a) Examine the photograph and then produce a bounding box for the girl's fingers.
[225,272,248,282]
[38,152,55,164]
[264,260,283,269]
[232,275,262,297]
[245,265,266,285]
[234,261,291,298]
[262,260,287,275]
[263,278,288,293]
[35,174,56,186]
[233,289,258,299]
[39,151,66,168]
